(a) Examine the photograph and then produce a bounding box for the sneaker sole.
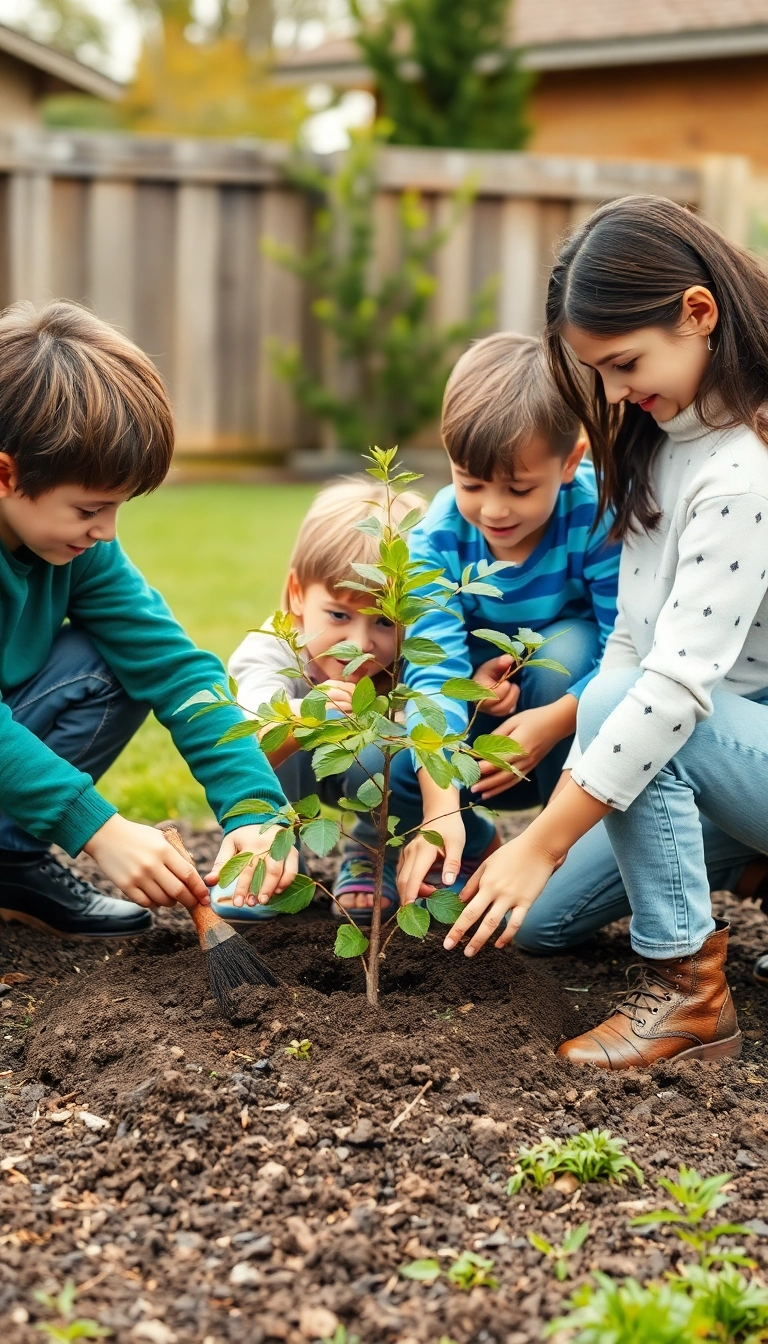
[0,907,151,939]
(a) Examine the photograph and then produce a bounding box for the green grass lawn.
[99,482,316,824]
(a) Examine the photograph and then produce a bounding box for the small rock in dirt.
[0,985,11,1000]
[649,1149,671,1166]
[477,1231,509,1248]
[174,1232,204,1253]
[258,1160,288,1184]
[299,1306,339,1340]
[287,1117,316,1147]
[335,1146,350,1161]
[131,1323,177,1344]
[169,1046,185,1059]
[552,1173,580,1195]
[185,1113,209,1133]
[286,1216,316,1254]
[736,1149,761,1169]
[252,1058,272,1073]
[347,1118,375,1147]
[124,1077,157,1103]
[458,1092,481,1111]
[743,1219,768,1236]
[237,1234,273,1259]
[48,1109,72,1124]
[78,1110,109,1131]
[229,1262,262,1287]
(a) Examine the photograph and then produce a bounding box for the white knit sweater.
[573,403,768,810]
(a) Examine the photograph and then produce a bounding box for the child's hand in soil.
[472,654,521,717]
[206,824,299,908]
[84,815,210,910]
[443,830,559,956]
[471,696,577,800]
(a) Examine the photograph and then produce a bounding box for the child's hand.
[206,824,299,908]
[84,815,210,910]
[471,697,577,800]
[397,808,466,905]
[443,830,559,956]
[315,679,356,716]
[471,655,521,717]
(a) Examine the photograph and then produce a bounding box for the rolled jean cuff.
[629,920,716,961]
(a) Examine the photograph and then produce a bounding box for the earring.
[707,331,713,352]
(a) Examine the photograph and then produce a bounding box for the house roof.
[275,0,768,84]
[0,22,123,101]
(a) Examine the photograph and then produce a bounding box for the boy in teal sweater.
[0,301,294,937]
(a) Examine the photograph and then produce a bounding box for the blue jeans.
[0,625,149,854]
[518,668,768,960]
[389,618,602,858]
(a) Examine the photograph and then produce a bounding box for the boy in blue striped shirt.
[395,332,621,903]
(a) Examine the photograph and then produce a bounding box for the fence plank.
[134,183,176,391]
[217,186,262,446]
[173,183,221,450]
[434,194,472,329]
[87,181,136,333]
[9,172,51,305]
[257,187,306,449]
[50,178,87,303]
[498,198,539,334]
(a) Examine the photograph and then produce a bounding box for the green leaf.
[441,677,497,702]
[426,889,465,924]
[526,658,569,675]
[218,852,253,888]
[342,653,373,678]
[410,723,446,750]
[472,629,524,657]
[349,562,386,586]
[473,733,524,761]
[355,515,383,537]
[175,688,218,713]
[398,507,424,532]
[527,1231,554,1256]
[268,873,316,913]
[399,1258,441,1282]
[301,689,328,722]
[322,640,363,662]
[357,777,384,808]
[351,676,376,715]
[300,817,341,857]
[222,798,279,820]
[269,826,295,862]
[420,828,444,846]
[334,923,370,958]
[461,581,503,598]
[451,752,482,789]
[312,743,356,779]
[397,903,431,939]
[260,722,292,753]
[249,857,267,896]
[216,719,262,744]
[517,627,545,648]
[294,793,321,819]
[418,750,454,789]
[401,636,446,666]
[338,796,370,812]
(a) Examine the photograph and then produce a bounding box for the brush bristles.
[205,929,278,1015]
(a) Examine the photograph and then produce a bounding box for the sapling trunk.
[365,752,391,1007]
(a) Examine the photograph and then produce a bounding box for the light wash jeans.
[0,625,149,854]
[389,617,602,856]
[518,668,768,960]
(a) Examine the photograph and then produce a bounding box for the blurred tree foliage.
[267,125,496,452]
[6,0,109,63]
[350,0,532,149]
[41,0,307,139]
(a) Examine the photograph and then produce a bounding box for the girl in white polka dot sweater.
[426,196,768,1069]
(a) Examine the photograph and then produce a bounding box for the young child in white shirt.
[223,477,425,921]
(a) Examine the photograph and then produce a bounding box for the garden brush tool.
[163,826,278,1012]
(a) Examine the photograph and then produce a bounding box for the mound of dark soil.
[0,821,766,1344]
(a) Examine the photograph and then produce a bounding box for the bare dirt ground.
[1,818,767,1343]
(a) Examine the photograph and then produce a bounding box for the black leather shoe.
[0,854,151,937]
[755,954,768,985]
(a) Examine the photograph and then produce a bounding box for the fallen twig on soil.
[390,1079,433,1132]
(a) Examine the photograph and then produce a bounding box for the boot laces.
[614,962,681,1028]
[39,860,98,911]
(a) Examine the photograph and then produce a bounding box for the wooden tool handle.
[163,824,223,940]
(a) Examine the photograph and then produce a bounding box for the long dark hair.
[544,195,768,539]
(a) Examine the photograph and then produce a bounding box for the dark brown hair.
[0,300,174,498]
[544,195,768,539]
[442,331,580,479]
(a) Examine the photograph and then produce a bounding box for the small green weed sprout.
[528,1221,590,1281]
[400,1251,498,1291]
[547,1263,768,1343]
[507,1129,643,1195]
[284,1038,312,1060]
[33,1280,111,1342]
[631,1167,754,1269]
[445,1251,498,1291]
[320,1328,361,1344]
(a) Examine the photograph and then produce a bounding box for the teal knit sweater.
[0,534,286,855]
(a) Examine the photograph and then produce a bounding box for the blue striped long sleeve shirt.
[405,465,621,738]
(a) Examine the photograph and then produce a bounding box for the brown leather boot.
[557,921,741,1070]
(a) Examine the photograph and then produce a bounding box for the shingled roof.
[275,0,768,82]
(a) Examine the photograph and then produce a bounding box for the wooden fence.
[0,128,749,459]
